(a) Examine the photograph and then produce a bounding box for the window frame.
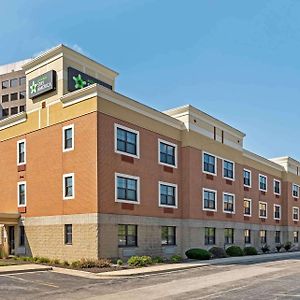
[260,230,267,244]
[273,179,281,195]
[63,173,75,200]
[259,174,268,192]
[202,188,217,212]
[64,224,73,245]
[259,201,267,219]
[17,181,27,207]
[158,138,177,168]
[115,173,140,204]
[161,226,176,246]
[222,159,235,181]
[243,169,252,188]
[243,198,252,217]
[223,192,235,214]
[17,139,26,166]
[293,207,299,221]
[19,225,25,247]
[275,231,281,244]
[158,181,178,208]
[62,124,74,152]
[224,228,234,245]
[274,204,281,220]
[202,152,217,176]
[244,229,251,244]
[118,224,138,248]
[204,227,216,245]
[292,184,300,198]
[293,231,299,243]
[114,124,140,159]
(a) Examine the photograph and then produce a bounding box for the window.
[292,184,299,198]
[2,94,9,103]
[62,124,74,152]
[159,139,177,167]
[244,229,251,244]
[243,169,251,187]
[159,182,177,208]
[203,189,217,211]
[203,152,216,175]
[19,226,25,247]
[19,77,26,86]
[274,179,281,195]
[223,193,235,213]
[244,199,251,216]
[118,224,137,247]
[19,105,25,112]
[223,160,234,180]
[293,207,299,221]
[115,124,139,158]
[293,231,299,243]
[205,227,215,245]
[11,93,18,101]
[17,181,26,207]
[19,91,26,99]
[11,107,18,115]
[115,174,139,204]
[10,78,18,87]
[161,226,176,245]
[224,228,234,244]
[63,174,75,200]
[64,224,72,245]
[260,230,267,244]
[17,139,26,165]
[2,108,8,117]
[259,175,267,192]
[275,231,281,244]
[1,80,9,89]
[259,202,267,218]
[274,204,281,220]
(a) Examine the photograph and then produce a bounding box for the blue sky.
[1,0,299,160]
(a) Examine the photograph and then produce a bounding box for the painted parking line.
[3,274,59,288]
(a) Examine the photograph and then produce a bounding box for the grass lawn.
[0,259,28,267]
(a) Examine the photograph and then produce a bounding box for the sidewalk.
[0,264,52,275]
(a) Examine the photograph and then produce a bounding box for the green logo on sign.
[30,81,38,94]
[73,74,87,89]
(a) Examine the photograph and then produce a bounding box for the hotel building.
[0,45,299,261]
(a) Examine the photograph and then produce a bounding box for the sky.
[0,0,299,160]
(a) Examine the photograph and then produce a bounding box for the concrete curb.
[0,264,52,275]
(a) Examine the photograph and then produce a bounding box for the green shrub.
[226,246,244,257]
[209,247,227,258]
[284,241,292,252]
[276,244,283,253]
[50,259,60,265]
[117,259,123,266]
[127,256,153,267]
[62,260,69,267]
[185,248,211,260]
[37,257,50,264]
[170,255,182,263]
[71,260,80,268]
[261,244,270,253]
[243,247,258,256]
[152,256,164,264]
[77,258,111,268]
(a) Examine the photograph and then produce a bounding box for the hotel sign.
[28,70,56,99]
[67,67,112,92]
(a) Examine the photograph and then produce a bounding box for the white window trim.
[17,139,26,166]
[259,174,268,192]
[202,152,217,176]
[274,204,281,220]
[202,188,217,212]
[243,198,252,217]
[223,192,235,214]
[259,201,268,219]
[292,184,300,198]
[222,159,235,181]
[273,179,281,196]
[293,207,300,221]
[158,181,178,208]
[243,168,252,188]
[158,139,178,168]
[62,124,74,152]
[63,173,75,200]
[114,124,140,159]
[115,173,140,204]
[17,181,26,207]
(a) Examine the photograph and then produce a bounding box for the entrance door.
[8,226,15,255]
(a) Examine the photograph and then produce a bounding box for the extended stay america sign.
[28,70,57,99]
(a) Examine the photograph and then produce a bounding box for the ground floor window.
[275,231,280,244]
[260,230,267,244]
[294,231,299,243]
[64,224,72,245]
[161,226,176,245]
[205,227,215,245]
[224,228,234,244]
[244,229,251,244]
[118,224,137,247]
[19,226,25,247]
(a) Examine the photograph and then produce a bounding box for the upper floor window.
[17,139,26,165]
[244,198,251,216]
[18,181,26,207]
[19,91,26,99]
[19,77,26,86]
[115,124,139,158]
[293,184,300,198]
[161,226,176,246]
[63,173,75,200]
[159,182,177,208]
[259,201,267,219]
[243,169,251,187]
[62,124,74,152]
[10,78,18,87]
[293,207,299,221]
[2,94,9,103]
[1,80,9,89]
[115,173,139,204]
[223,193,235,214]
[159,139,177,167]
[274,179,281,195]
[203,189,217,211]
[11,93,18,101]
[223,160,234,180]
[274,204,281,220]
[259,174,267,192]
[203,152,216,175]
[118,224,137,247]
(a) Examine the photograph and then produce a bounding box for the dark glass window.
[259,202,267,218]
[117,176,138,202]
[293,184,299,198]
[10,78,18,87]
[223,160,234,179]
[244,229,251,244]
[11,93,18,101]
[118,224,137,247]
[18,141,25,164]
[205,227,215,245]
[160,142,176,166]
[19,91,26,99]
[274,180,281,194]
[19,105,25,112]
[223,194,234,213]
[259,175,267,191]
[2,108,9,117]
[293,207,299,220]
[19,226,25,247]
[161,226,176,245]
[11,107,18,115]
[64,224,72,245]
[19,77,26,86]
[203,153,215,174]
[260,230,267,244]
[2,94,9,103]
[274,205,281,219]
[64,175,74,198]
[294,231,298,243]
[224,228,234,244]
[160,184,176,206]
[244,199,251,216]
[116,127,137,156]
[18,183,26,206]
[243,170,251,186]
[203,190,216,210]
[275,231,281,244]
[1,80,9,89]
[64,127,73,150]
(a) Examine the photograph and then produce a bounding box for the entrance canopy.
[0,213,20,225]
